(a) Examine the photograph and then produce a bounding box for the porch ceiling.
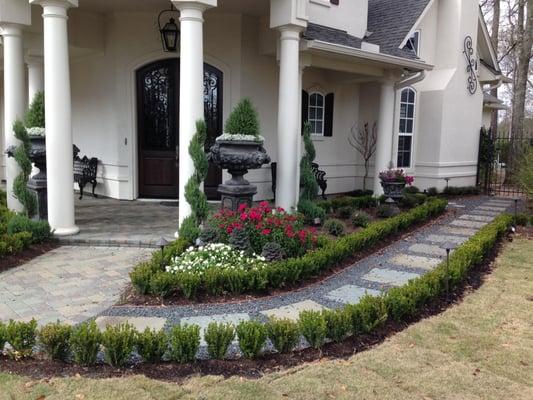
[78,0,269,16]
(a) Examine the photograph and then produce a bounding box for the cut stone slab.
[261,300,327,321]
[409,243,446,257]
[426,234,468,245]
[180,313,250,345]
[95,316,167,332]
[440,226,478,236]
[363,268,420,287]
[459,214,494,222]
[477,206,507,212]
[324,285,382,305]
[450,220,487,229]
[391,254,441,270]
[470,209,500,216]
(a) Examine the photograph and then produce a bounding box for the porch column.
[275,26,302,212]
[30,0,79,236]
[26,55,44,104]
[172,0,216,228]
[0,25,27,212]
[373,79,396,195]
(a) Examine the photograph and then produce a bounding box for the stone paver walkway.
[95,196,514,349]
[0,246,152,325]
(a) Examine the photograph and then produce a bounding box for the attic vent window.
[404,31,420,56]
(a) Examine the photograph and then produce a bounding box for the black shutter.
[302,90,309,135]
[324,92,334,137]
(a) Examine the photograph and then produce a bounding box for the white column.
[275,26,302,212]
[373,80,396,195]
[26,55,44,105]
[31,0,79,236]
[172,0,215,227]
[294,64,305,207]
[1,25,26,212]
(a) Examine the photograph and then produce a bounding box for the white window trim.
[308,91,326,137]
[397,87,417,169]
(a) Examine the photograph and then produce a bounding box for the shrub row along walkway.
[96,197,514,349]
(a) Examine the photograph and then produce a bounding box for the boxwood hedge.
[130,198,448,299]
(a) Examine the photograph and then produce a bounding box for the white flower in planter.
[215,133,265,143]
[26,127,46,137]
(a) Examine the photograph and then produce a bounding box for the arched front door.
[137,59,223,199]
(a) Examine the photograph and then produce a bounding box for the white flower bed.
[215,133,265,143]
[26,127,45,137]
[165,243,267,275]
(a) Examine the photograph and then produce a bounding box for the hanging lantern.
[158,6,180,52]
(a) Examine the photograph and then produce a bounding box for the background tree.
[348,123,377,192]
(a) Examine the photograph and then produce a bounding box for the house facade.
[0,0,504,236]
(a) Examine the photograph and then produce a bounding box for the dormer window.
[404,31,420,56]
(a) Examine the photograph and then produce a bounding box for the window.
[397,88,416,168]
[308,92,325,135]
[404,31,420,56]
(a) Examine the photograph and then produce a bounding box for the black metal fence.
[477,127,532,198]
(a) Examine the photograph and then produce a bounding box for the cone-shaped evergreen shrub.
[25,92,45,128]
[299,122,319,201]
[224,98,260,137]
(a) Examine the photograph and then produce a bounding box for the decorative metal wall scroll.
[463,36,478,95]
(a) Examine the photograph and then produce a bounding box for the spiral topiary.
[178,120,209,243]
[12,120,37,217]
[299,122,319,202]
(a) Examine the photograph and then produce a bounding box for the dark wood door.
[203,64,224,200]
[137,60,223,199]
[137,59,179,198]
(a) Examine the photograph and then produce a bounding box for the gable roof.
[366,0,433,59]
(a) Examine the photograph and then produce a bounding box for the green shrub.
[404,186,420,194]
[298,311,327,349]
[135,328,168,363]
[0,321,6,352]
[7,214,51,244]
[204,322,235,360]
[442,186,480,196]
[236,320,267,359]
[300,122,319,201]
[101,323,136,368]
[399,194,419,209]
[298,199,326,225]
[266,318,300,353]
[150,272,178,298]
[38,322,72,361]
[427,187,438,196]
[0,232,32,257]
[5,319,38,358]
[351,211,371,228]
[347,295,387,334]
[322,309,351,343]
[224,98,260,137]
[25,91,45,128]
[169,324,201,363]
[324,219,345,236]
[178,272,202,300]
[376,204,400,218]
[70,321,101,366]
[318,195,375,213]
[337,206,354,219]
[514,213,528,226]
[12,121,37,216]
[177,217,201,244]
[130,262,158,295]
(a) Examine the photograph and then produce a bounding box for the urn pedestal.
[28,137,48,220]
[208,139,271,211]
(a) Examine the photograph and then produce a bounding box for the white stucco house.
[0,0,505,236]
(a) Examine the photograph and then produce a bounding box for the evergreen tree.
[299,122,319,201]
[25,92,45,128]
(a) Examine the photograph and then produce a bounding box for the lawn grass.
[1,236,532,400]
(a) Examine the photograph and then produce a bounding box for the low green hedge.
[317,195,376,212]
[131,198,448,299]
[1,214,513,364]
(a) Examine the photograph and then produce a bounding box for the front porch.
[58,196,180,248]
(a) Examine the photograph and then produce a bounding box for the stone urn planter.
[380,181,406,201]
[208,138,271,211]
[27,136,48,220]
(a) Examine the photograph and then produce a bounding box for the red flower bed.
[207,202,317,258]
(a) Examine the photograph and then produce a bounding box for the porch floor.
[58,196,180,248]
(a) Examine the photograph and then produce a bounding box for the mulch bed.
[119,207,456,307]
[0,241,59,273]
[0,228,520,383]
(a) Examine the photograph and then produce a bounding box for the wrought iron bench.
[73,146,98,200]
[271,162,328,200]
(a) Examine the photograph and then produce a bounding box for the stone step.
[324,285,381,305]
[390,254,441,270]
[363,268,420,287]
